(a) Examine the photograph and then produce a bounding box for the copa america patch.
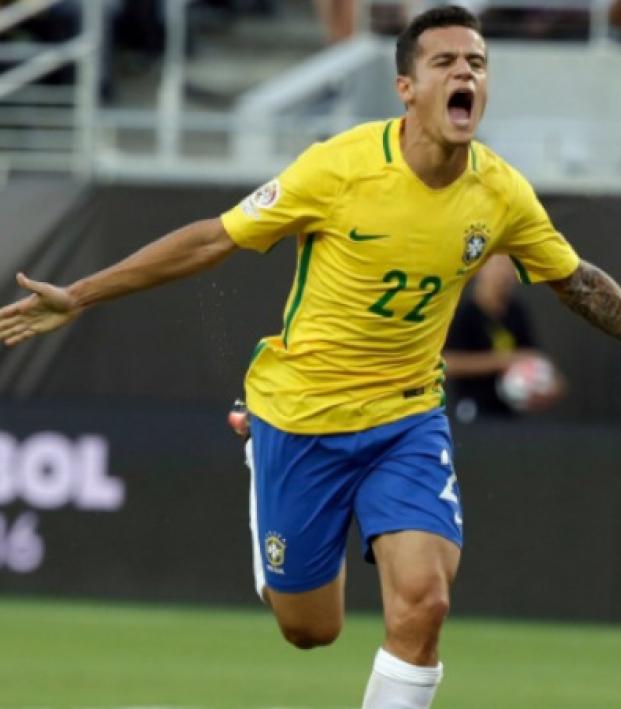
[241,179,281,219]
[264,531,286,574]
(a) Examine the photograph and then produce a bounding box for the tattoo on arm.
[551,260,621,339]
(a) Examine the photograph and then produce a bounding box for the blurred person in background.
[0,0,80,84]
[0,0,120,99]
[114,0,165,54]
[480,4,590,41]
[368,2,486,38]
[369,0,409,36]
[610,0,621,38]
[2,6,621,709]
[444,255,564,423]
[314,0,358,43]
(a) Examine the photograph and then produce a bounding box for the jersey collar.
[384,117,478,191]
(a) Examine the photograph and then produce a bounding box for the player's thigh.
[354,408,464,564]
[250,415,357,600]
[373,530,460,613]
[268,563,346,647]
[373,530,460,663]
[353,410,462,620]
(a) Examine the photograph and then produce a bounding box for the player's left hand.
[0,272,80,347]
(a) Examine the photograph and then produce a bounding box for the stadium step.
[184,3,324,107]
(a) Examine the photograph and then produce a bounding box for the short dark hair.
[396,5,482,75]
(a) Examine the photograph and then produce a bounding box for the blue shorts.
[248,409,463,593]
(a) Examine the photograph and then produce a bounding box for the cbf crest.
[265,531,286,574]
[462,223,490,265]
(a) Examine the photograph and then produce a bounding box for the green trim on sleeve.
[510,256,532,285]
[249,339,267,365]
[283,234,315,347]
[382,121,393,164]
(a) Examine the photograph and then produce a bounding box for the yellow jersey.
[221,118,579,434]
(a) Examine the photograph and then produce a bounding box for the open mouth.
[447,89,474,126]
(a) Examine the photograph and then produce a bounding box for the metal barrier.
[0,0,620,192]
[0,0,102,176]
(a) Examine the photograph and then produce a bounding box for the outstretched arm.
[549,260,621,339]
[0,217,237,346]
[444,349,536,378]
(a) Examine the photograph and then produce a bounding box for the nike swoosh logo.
[349,228,389,242]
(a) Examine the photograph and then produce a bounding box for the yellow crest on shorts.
[265,533,286,569]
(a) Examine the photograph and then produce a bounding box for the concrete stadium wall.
[0,177,83,285]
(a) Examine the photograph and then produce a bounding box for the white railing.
[0,0,620,193]
[0,0,102,176]
[157,0,190,159]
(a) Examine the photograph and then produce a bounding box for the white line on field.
[20,704,360,709]
[72,705,359,709]
[107,705,357,709]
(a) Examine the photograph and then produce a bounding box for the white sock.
[361,648,443,709]
[245,438,266,601]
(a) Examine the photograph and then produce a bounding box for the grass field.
[1,598,620,709]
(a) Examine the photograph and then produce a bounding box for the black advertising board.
[1,402,620,622]
[0,401,255,604]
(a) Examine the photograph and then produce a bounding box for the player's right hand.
[0,272,80,347]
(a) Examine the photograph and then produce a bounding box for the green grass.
[0,598,620,708]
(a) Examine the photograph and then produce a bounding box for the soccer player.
[1,6,620,708]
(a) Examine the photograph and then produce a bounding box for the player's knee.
[386,583,450,641]
[419,590,450,629]
[279,619,342,650]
